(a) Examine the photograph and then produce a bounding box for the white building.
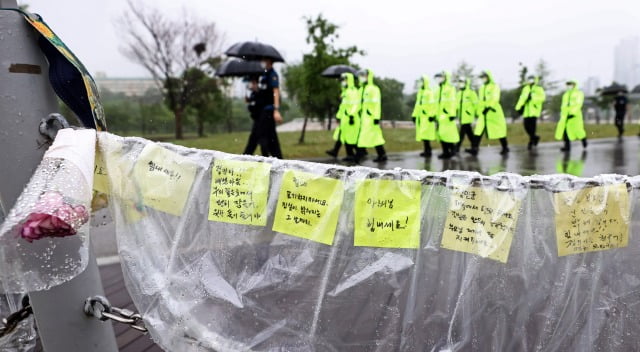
[583,76,600,96]
[94,72,160,97]
[613,36,640,89]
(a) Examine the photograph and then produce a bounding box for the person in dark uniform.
[242,59,283,158]
[613,90,628,138]
[242,77,269,156]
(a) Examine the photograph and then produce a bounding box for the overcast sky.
[18,0,640,91]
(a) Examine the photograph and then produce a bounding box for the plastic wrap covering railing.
[98,131,638,351]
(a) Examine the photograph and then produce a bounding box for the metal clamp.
[0,295,33,338]
[84,295,148,333]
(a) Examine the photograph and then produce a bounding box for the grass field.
[150,122,638,159]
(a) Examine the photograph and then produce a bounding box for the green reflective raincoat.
[436,72,459,143]
[413,75,437,141]
[474,71,507,139]
[332,84,347,141]
[555,80,586,141]
[357,69,385,148]
[515,77,546,118]
[456,78,478,125]
[335,73,361,145]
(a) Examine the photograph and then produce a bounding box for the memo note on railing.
[272,170,344,245]
[354,179,421,248]
[441,186,521,263]
[554,183,629,256]
[208,159,271,226]
[133,143,198,216]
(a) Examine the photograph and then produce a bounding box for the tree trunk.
[327,115,332,130]
[174,107,183,139]
[197,115,204,138]
[298,116,309,144]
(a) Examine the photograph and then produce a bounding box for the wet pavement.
[317,136,640,178]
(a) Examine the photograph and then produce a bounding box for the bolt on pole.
[0,2,118,351]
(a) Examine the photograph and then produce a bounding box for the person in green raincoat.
[455,77,478,153]
[325,76,348,158]
[515,75,546,150]
[555,80,587,151]
[412,75,437,157]
[434,71,459,159]
[356,69,387,162]
[335,73,361,162]
[466,70,509,156]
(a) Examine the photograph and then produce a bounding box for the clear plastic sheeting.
[99,132,640,352]
[0,293,35,352]
[0,129,94,293]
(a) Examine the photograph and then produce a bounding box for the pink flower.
[18,192,89,243]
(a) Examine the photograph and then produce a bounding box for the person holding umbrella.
[356,69,387,162]
[455,77,478,153]
[555,79,587,152]
[412,75,437,158]
[466,70,509,156]
[335,72,361,161]
[434,71,459,159]
[242,76,269,156]
[515,75,546,150]
[323,65,358,158]
[226,41,285,158]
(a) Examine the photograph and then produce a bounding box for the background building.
[613,36,640,89]
[94,72,160,97]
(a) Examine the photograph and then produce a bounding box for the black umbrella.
[321,64,358,78]
[599,82,628,96]
[215,59,264,77]
[225,41,285,62]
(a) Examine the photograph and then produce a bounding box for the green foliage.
[518,62,528,87]
[452,61,476,88]
[500,88,520,119]
[534,58,558,92]
[377,77,407,120]
[283,14,364,121]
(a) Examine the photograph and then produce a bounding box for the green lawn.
[151,122,637,160]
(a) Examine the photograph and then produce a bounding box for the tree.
[452,61,475,87]
[377,77,407,121]
[182,66,228,137]
[534,58,559,92]
[117,0,224,139]
[518,62,529,87]
[283,14,363,143]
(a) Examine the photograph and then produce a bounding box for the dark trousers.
[472,129,508,150]
[243,109,282,159]
[523,117,537,142]
[441,142,455,155]
[422,140,432,155]
[615,111,625,135]
[356,145,386,158]
[457,123,474,150]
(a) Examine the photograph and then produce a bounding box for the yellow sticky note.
[93,148,110,194]
[354,179,421,249]
[554,184,629,256]
[272,170,344,245]
[441,186,521,263]
[132,143,198,216]
[209,159,271,226]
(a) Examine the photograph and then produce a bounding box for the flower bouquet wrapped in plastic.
[0,129,95,293]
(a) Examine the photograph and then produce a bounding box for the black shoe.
[560,147,570,152]
[582,139,588,148]
[500,148,510,155]
[342,155,355,162]
[373,154,388,162]
[325,149,338,158]
[419,151,432,157]
[437,153,452,159]
[527,142,532,150]
[465,148,478,156]
[534,136,540,146]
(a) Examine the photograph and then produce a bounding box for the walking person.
[455,77,478,153]
[326,75,349,158]
[613,90,628,138]
[356,69,387,162]
[335,73,361,162]
[434,71,459,159]
[466,70,509,156]
[256,58,283,158]
[515,75,546,150]
[242,77,270,156]
[555,80,587,152]
[412,75,437,157]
